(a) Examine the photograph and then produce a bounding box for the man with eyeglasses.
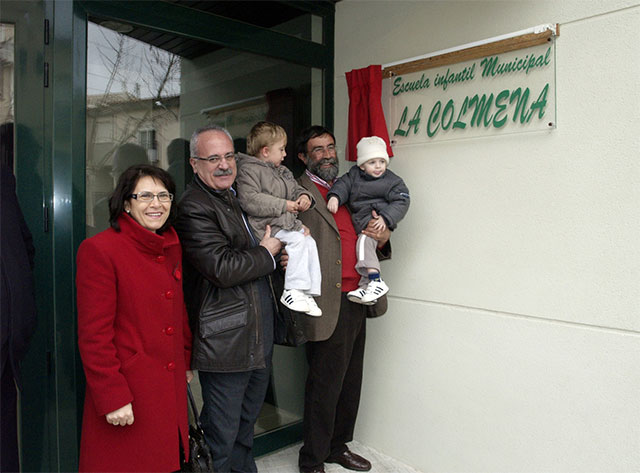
[294,126,391,473]
[174,124,282,473]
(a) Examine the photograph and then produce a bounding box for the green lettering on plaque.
[393,106,409,137]
[509,88,532,124]
[493,89,510,128]
[453,96,469,130]
[408,105,422,135]
[469,93,494,127]
[529,83,549,119]
[441,99,455,130]
[427,101,441,138]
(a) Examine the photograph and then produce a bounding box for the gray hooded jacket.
[328,165,410,234]
[235,153,314,239]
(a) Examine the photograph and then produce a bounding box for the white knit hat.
[356,136,389,167]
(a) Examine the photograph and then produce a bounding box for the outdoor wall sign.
[382,25,558,144]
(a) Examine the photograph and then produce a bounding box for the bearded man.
[294,126,391,473]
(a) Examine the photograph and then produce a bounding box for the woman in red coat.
[76,164,192,472]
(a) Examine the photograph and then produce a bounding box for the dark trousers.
[197,276,274,472]
[199,366,271,473]
[299,293,367,470]
[1,362,19,473]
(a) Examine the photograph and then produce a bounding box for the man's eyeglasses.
[192,153,237,166]
[309,144,336,157]
[129,192,174,202]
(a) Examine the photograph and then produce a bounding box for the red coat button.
[156,255,166,263]
[164,290,174,299]
[174,269,182,281]
[165,326,175,335]
[166,362,176,371]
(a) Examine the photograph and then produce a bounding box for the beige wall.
[334,1,640,471]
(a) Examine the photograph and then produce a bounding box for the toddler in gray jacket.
[236,122,322,316]
[327,136,410,304]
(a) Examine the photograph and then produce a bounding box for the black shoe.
[326,450,372,472]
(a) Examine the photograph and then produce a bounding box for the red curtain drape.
[345,64,393,161]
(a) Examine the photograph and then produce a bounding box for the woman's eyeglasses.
[129,192,174,202]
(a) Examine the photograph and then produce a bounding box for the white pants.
[276,229,322,296]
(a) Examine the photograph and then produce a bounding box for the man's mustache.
[318,157,337,166]
[214,168,234,176]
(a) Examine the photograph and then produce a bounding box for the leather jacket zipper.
[234,194,262,348]
[266,275,278,308]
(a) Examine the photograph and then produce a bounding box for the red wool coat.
[76,214,192,472]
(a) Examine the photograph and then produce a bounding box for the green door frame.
[1,0,85,470]
[11,1,88,471]
[0,2,78,472]
[13,1,335,470]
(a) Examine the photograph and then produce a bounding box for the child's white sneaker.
[281,289,309,313]
[305,296,322,317]
[347,287,376,305]
[360,279,389,304]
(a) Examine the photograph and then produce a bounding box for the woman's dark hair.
[295,125,336,157]
[109,164,177,234]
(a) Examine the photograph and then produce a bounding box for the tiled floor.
[256,441,423,473]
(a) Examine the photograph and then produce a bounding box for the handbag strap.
[186,383,205,431]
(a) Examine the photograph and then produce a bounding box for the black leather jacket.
[175,176,276,372]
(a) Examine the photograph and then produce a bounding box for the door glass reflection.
[86,18,320,437]
[86,21,184,237]
[0,23,15,170]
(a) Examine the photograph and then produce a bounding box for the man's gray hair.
[190,124,234,158]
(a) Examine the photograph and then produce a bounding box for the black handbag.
[274,301,307,347]
[182,383,215,472]
[272,267,307,347]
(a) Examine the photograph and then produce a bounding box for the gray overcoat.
[236,153,313,239]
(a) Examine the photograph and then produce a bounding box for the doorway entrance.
[84,15,319,450]
[3,1,335,470]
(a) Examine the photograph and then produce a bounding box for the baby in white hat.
[327,136,410,304]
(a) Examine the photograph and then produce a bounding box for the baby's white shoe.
[281,289,310,313]
[305,296,322,317]
[360,279,389,304]
[347,287,375,305]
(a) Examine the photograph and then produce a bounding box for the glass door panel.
[86,21,184,236]
[86,18,321,440]
[0,24,14,132]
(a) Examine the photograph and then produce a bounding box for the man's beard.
[307,156,339,183]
